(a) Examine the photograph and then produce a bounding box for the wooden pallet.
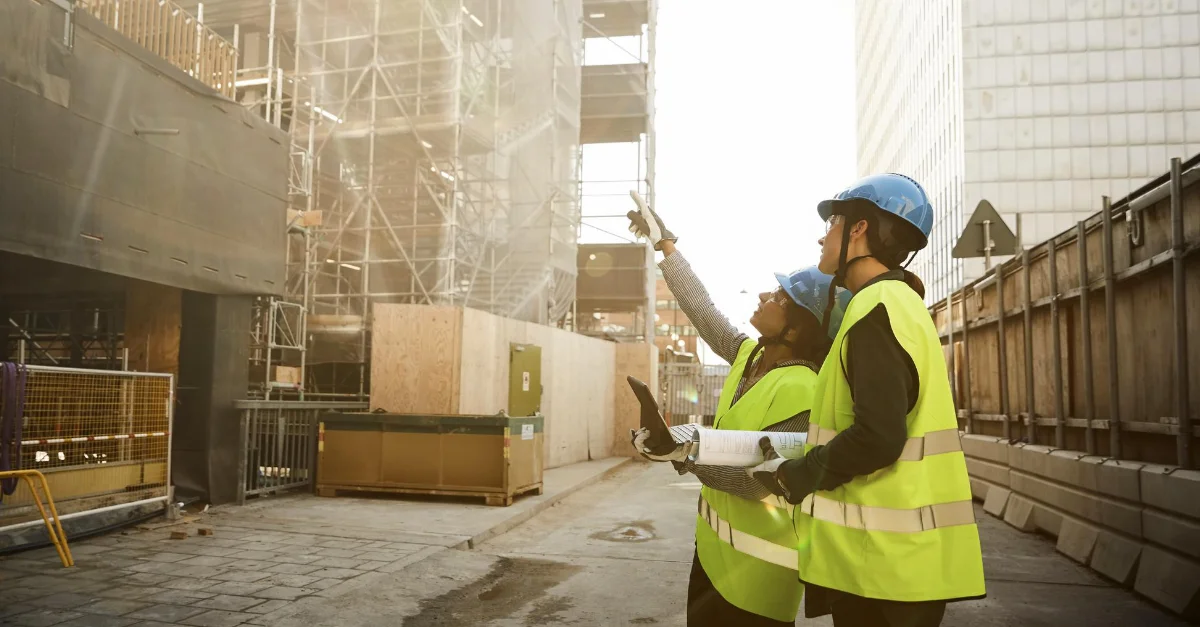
[315,482,544,507]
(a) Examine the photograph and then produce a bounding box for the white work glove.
[747,437,791,499]
[631,427,692,462]
[626,191,677,251]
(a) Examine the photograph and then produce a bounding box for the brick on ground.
[78,599,151,616]
[245,600,290,615]
[252,586,316,601]
[181,609,260,627]
[125,604,209,623]
[192,595,266,612]
[6,609,84,626]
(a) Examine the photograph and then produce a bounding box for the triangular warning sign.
[952,199,1017,259]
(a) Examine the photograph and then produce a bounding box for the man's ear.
[850,218,870,238]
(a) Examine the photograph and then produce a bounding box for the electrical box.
[508,343,542,417]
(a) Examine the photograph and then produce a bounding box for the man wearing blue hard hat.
[624,191,850,626]
[749,174,986,626]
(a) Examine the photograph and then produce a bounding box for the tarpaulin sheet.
[0,4,289,295]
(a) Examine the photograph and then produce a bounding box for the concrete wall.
[964,435,1200,619]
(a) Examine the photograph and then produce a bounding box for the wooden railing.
[77,0,236,97]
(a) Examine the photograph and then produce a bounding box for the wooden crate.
[316,412,544,507]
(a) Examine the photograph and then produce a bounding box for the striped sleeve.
[675,411,811,501]
[658,251,748,365]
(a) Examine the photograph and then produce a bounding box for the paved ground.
[0,459,1190,626]
[0,459,625,627]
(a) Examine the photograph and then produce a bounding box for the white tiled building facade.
[854,0,1200,303]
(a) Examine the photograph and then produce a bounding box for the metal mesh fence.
[661,363,729,426]
[1,366,172,524]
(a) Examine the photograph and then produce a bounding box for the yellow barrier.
[0,470,74,568]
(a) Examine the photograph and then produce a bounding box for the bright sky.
[581,2,859,342]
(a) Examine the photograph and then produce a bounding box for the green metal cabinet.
[508,343,542,417]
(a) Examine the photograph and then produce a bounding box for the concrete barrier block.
[1007,442,1026,467]
[1014,444,1057,477]
[1096,498,1144,539]
[983,485,1011,518]
[1012,469,1143,537]
[1133,546,1200,619]
[1140,466,1200,521]
[1078,456,1107,492]
[961,434,1009,464]
[1143,508,1200,561]
[1004,494,1037,532]
[965,457,1010,487]
[1045,449,1086,486]
[1097,459,1144,502]
[1091,530,1143,586]
[1033,503,1065,537]
[970,478,990,501]
[1056,516,1101,564]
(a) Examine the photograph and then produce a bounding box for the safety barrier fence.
[75,0,237,97]
[234,400,368,504]
[932,154,1200,619]
[660,362,729,426]
[0,365,173,531]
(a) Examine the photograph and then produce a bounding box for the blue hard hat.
[817,173,934,250]
[774,266,853,339]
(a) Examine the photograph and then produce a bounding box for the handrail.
[76,0,237,98]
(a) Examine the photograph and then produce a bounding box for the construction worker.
[624,191,850,627]
[748,174,986,626]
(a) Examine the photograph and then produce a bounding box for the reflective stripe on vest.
[699,495,797,571]
[797,494,976,534]
[807,425,963,461]
[693,340,810,622]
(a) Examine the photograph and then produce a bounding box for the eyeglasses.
[823,215,843,235]
[769,289,791,306]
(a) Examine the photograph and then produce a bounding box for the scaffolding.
[169,0,650,396]
[258,0,577,394]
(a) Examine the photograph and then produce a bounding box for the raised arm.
[625,191,748,365]
[658,247,749,365]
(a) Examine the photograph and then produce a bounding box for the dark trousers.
[827,592,946,627]
[687,551,793,627]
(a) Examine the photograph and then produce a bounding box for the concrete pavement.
[269,462,1190,627]
[0,458,627,627]
[0,458,1190,626]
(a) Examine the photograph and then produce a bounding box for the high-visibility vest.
[794,280,986,602]
[695,339,814,622]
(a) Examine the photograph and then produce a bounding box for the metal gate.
[660,363,730,426]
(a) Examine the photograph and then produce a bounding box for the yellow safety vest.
[794,280,986,602]
[695,339,814,622]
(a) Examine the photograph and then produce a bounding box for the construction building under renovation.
[174,0,657,397]
[0,0,656,508]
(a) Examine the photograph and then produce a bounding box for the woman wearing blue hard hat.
[749,174,986,626]
[624,191,849,626]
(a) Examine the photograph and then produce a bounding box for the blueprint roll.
[686,429,808,467]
